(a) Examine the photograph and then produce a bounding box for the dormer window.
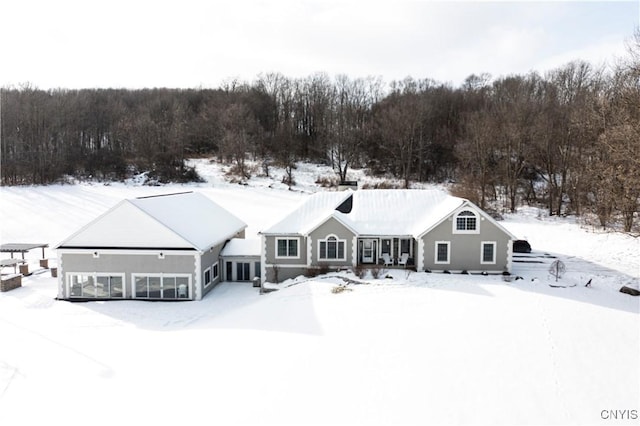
[453,209,479,234]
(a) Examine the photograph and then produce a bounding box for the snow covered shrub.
[306,264,330,278]
[354,264,367,279]
[316,175,339,188]
[370,266,383,279]
[361,180,402,189]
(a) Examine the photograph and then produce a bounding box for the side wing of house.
[262,215,357,283]
[200,242,225,298]
[262,234,308,282]
[419,204,514,273]
[57,248,200,300]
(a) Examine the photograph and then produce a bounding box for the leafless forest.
[2,39,639,232]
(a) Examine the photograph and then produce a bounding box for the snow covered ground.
[1,160,638,425]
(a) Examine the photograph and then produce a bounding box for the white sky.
[1,0,638,89]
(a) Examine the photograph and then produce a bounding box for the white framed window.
[133,274,191,299]
[435,241,450,264]
[276,237,299,259]
[453,209,479,234]
[212,262,219,280]
[204,267,212,287]
[67,273,124,298]
[318,235,346,261]
[481,241,496,264]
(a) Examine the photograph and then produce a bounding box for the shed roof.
[220,238,261,257]
[57,192,246,251]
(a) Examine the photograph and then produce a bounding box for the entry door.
[236,262,251,281]
[362,239,376,263]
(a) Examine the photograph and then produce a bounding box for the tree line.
[2,45,639,232]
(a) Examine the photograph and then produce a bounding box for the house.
[259,189,517,282]
[56,192,246,301]
[220,238,261,282]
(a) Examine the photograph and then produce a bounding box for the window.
[254,262,261,278]
[318,235,346,260]
[133,274,190,299]
[276,238,299,258]
[204,267,212,287]
[212,262,219,280]
[400,239,412,255]
[481,242,496,264]
[435,241,450,264]
[68,273,124,298]
[236,262,251,281]
[454,210,479,233]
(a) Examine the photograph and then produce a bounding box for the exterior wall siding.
[264,235,307,265]
[308,217,355,267]
[421,213,512,273]
[58,250,198,299]
[264,266,308,283]
[200,243,225,298]
[222,256,261,281]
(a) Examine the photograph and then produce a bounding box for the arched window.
[318,235,346,260]
[454,209,479,233]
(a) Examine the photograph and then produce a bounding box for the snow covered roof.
[57,192,246,251]
[220,238,261,257]
[261,191,352,235]
[262,189,470,237]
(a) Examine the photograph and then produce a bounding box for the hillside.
[0,161,638,426]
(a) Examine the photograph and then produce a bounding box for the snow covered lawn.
[1,163,638,425]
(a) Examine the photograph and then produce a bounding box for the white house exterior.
[260,189,517,282]
[56,192,246,301]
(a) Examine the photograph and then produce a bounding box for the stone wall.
[1,275,22,292]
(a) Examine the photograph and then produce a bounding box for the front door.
[361,239,376,263]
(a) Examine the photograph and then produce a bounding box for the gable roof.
[261,189,513,239]
[261,191,353,236]
[57,192,246,251]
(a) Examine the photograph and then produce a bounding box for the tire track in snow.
[536,293,570,423]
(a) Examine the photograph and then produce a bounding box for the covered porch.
[356,237,415,267]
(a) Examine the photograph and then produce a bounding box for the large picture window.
[68,273,124,298]
[435,241,450,264]
[133,274,190,299]
[276,238,299,258]
[454,210,479,233]
[318,235,346,261]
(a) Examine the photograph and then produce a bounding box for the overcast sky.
[2,0,638,89]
